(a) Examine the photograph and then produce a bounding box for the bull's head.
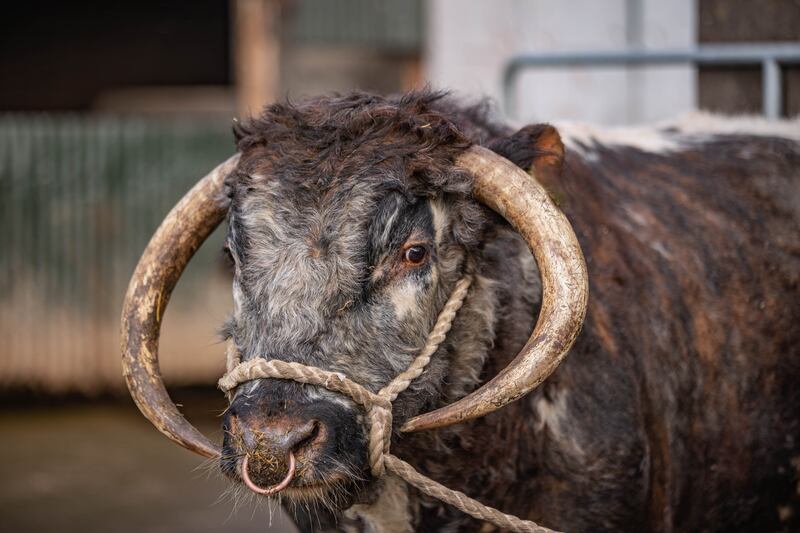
[120,93,587,512]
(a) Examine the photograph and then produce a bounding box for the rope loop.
[367,401,392,476]
[218,275,561,533]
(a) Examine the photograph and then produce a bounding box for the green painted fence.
[289,0,422,53]
[0,115,236,392]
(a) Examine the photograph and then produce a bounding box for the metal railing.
[503,42,800,120]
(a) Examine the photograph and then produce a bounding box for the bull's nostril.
[293,420,321,452]
[282,419,323,455]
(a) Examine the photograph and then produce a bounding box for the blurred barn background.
[1,1,798,531]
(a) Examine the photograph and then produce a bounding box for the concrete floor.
[0,389,298,533]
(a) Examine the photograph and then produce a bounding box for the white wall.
[425,0,696,125]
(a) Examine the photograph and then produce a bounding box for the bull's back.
[548,133,800,531]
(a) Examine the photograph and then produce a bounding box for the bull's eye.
[403,244,428,265]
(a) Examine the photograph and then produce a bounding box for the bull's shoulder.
[548,114,800,246]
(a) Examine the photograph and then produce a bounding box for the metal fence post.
[762,59,782,120]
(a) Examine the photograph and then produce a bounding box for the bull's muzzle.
[226,413,317,491]
[221,385,365,494]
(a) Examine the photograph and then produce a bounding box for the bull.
[121,91,800,532]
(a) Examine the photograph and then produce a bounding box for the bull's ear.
[487,124,564,180]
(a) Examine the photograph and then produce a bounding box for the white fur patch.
[232,279,245,318]
[391,280,418,321]
[429,200,447,244]
[533,388,585,457]
[556,112,800,159]
[381,206,401,247]
[344,474,413,533]
[305,383,357,410]
[534,388,569,437]
[556,120,681,157]
[650,240,672,260]
[666,111,800,141]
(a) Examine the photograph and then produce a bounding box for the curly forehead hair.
[226,90,508,249]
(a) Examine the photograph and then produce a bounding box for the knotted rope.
[219,276,559,533]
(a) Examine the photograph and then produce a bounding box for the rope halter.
[219,276,471,476]
[218,275,560,533]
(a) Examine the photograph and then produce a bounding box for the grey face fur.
[226,189,466,407]
[218,92,501,508]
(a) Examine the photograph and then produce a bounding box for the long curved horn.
[120,154,240,458]
[401,146,588,433]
